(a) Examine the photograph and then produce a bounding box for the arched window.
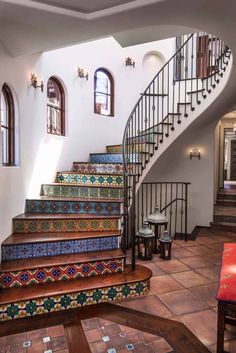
[1,83,15,166]
[94,68,114,116]
[47,77,65,135]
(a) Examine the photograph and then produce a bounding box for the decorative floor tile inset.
[0,325,69,353]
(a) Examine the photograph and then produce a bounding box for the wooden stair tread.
[0,265,152,305]
[73,162,123,165]
[0,249,125,272]
[29,197,124,203]
[42,183,124,189]
[3,231,121,245]
[14,213,121,220]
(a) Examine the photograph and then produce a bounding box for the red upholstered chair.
[216,243,236,353]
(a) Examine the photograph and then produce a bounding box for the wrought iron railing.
[136,182,190,240]
[122,32,231,270]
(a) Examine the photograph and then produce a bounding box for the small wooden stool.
[147,221,168,254]
[216,243,236,353]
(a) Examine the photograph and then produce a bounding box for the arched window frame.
[47,76,65,136]
[94,68,114,117]
[1,83,15,166]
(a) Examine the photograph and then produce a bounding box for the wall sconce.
[190,148,201,160]
[77,67,89,80]
[125,57,135,68]
[30,73,44,92]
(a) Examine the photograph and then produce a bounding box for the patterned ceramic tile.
[13,217,120,234]
[40,184,124,199]
[56,172,124,186]
[0,259,124,288]
[0,280,149,321]
[106,144,148,153]
[2,236,119,260]
[72,163,124,174]
[26,199,122,215]
[90,153,139,164]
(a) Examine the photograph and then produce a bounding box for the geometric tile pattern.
[56,172,124,186]
[13,218,120,233]
[72,163,124,174]
[106,143,147,153]
[0,280,149,321]
[2,236,119,260]
[90,153,139,164]
[0,259,124,288]
[40,184,124,199]
[25,199,122,215]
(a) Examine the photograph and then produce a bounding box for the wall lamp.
[125,57,135,68]
[30,73,44,92]
[190,148,201,160]
[77,67,89,80]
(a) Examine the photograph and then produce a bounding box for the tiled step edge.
[0,250,126,288]
[0,265,152,321]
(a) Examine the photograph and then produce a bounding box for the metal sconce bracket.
[125,57,135,68]
[31,73,44,92]
[78,67,89,80]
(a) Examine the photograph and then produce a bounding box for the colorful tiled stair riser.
[90,153,139,164]
[0,259,124,288]
[41,184,124,199]
[72,163,124,174]
[0,281,149,321]
[2,236,119,260]
[13,218,119,233]
[26,199,122,215]
[56,172,124,186]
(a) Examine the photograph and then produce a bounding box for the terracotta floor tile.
[107,334,128,350]
[150,275,184,295]
[205,242,224,252]
[179,309,218,346]
[48,336,67,351]
[189,283,218,307]
[9,346,26,353]
[186,245,216,256]
[131,342,153,353]
[27,341,45,353]
[126,330,143,344]
[179,255,213,269]
[144,262,165,276]
[196,237,219,245]
[120,294,173,318]
[6,332,26,346]
[174,240,196,248]
[82,318,100,331]
[85,329,102,343]
[27,328,46,342]
[206,252,222,265]
[103,323,121,337]
[171,270,211,288]
[119,324,136,333]
[142,331,161,344]
[195,266,220,282]
[172,247,196,258]
[46,325,64,338]
[89,340,107,353]
[158,289,208,316]
[150,338,174,353]
[155,259,190,274]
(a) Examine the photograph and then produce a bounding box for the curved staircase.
[0,31,232,323]
[0,159,151,322]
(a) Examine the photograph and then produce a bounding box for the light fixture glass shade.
[137,221,154,236]
[147,205,168,223]
[160,230,172,243]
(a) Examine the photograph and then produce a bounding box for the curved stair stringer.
[136,55,233,190]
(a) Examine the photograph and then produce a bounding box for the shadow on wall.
[142,51,166,89]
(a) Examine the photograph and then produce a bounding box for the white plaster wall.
[144,120,216,233]
[0,36,175,247]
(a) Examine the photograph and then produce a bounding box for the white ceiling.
[31,0,136,13]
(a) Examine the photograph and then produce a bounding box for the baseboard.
[175,225,211,241]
